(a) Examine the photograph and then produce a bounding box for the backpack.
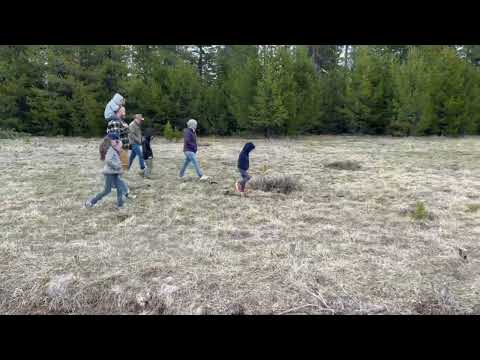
[99,137,111,161]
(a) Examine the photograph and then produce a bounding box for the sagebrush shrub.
[249,175,300,194]
[412,201,428,220]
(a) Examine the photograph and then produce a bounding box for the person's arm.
[184,129,194,148]
[192,131,198,151]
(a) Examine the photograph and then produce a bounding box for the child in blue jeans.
[85,133,130,209]
[236,142,255,194]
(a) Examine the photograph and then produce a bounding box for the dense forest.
[1,45,480,137]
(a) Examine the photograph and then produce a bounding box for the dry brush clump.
[399,201,435,221]
[249,175,301,194]
[465,204,480,213]
[325,160,362,171]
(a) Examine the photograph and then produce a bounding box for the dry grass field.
[1,135,480,314]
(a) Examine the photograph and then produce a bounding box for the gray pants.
[145,158,153,177]
[239,169,251,191]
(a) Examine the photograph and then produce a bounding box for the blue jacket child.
[236,142,255,193]
[104,93,125,121]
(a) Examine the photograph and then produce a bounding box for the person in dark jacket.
[179,119,209,180]
[142,128,154,178]
[142,128,154,160]
[236,142,255,194]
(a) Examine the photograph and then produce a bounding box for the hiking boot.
[200,175,209,181]
[85,199,94,209]
[125,193,136,200]
[143,168,151,179]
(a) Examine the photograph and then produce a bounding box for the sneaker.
[200,175,209,181]
[125,193,136,200]
[85,200,94,209]
[235,181,241,193]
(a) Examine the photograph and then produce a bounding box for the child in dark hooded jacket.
[236,142,255,193]
[142,128,154,177]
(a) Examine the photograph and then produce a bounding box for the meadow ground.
[1,135,480,314]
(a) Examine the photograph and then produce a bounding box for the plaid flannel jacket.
[107,120,130,149]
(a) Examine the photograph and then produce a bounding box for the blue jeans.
[90,174,125,207]
[128,144,145,170]
[239,169,251,190]
[179,151,203,177]
[117,176,128,196]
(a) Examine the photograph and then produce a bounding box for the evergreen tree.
[343,46,395,134]
[249,49,288,137]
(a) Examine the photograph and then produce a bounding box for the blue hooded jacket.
[104,93,124,120]
[238,142,255,170]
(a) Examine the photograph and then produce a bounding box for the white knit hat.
[187,119,198,130]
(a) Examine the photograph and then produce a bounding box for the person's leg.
[145,158,153,177]
[128,145,138,170]
[117,176,128,196]
[135,144,145,170]
[235,171,242,192]
[239,169,249,192]
[179,152,191,177]
[189,152,203,178]
[244,171,252,191]
[90,175,113,205]
[113,175,125,208]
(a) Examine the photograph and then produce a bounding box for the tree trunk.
[198,45,204,79]
[344,45,349,67]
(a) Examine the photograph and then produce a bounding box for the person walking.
[179,119,209,181]
[128,114,148,177]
